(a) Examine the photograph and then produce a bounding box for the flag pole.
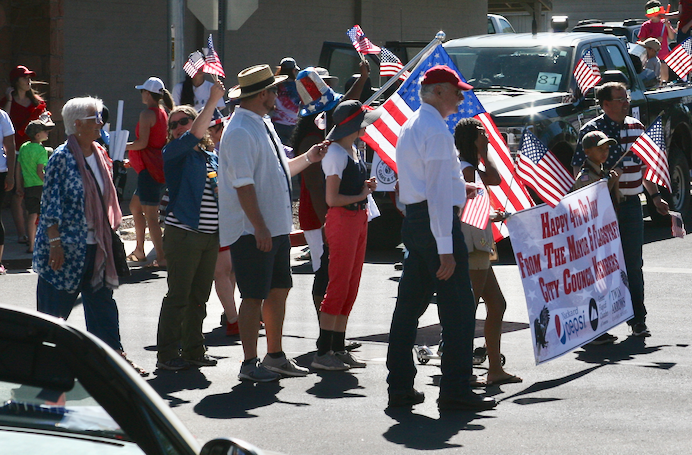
[363,31,446,107]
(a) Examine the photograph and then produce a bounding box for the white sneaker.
[311,351,350,371]
[335,350,366,368]
[261,354,309,377]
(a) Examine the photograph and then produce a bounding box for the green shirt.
[18,141,48,188]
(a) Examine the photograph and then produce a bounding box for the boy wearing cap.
[571,130,622,203]
[638,37,662,82]
[17,117,53,252]
[386,65,496,411]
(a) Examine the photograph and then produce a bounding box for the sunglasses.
[169,117,193,129]
[80,111,103,124]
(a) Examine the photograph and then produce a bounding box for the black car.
[0,304,273,455]
[571,19,646,43]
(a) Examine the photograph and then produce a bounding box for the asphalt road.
[2,217,692,454]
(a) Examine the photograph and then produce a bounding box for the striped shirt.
[165,161,219,233]
[573,114,645,196]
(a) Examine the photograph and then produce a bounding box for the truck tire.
[648,145,690,222]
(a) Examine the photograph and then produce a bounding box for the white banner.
[506,181,633,364]
[370,152,397,192]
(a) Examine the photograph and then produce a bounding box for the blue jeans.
[618,196,646,325]
[37,244,123,351]
[386,202,476,398]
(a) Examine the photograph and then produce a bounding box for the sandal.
[119,351,149,377]
[145,259,167,270]
[17,236,28,245]
[126,252,147,262]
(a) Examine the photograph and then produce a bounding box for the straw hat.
[227,64,288,100]
[638,37,661,52]
[326,100,381,141]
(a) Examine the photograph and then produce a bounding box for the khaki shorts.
[468,249,491,270]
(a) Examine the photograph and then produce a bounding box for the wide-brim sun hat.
[227,64,288,100]
[135,76,166,94]
[326,100,381,141]
[296,67,343,117]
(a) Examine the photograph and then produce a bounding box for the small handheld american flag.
[461,173,491,230]
[346,25,381,55]
[516,131,574,207]
[630,116,671,189]
[574,49,602,95]
[183,51,205,78]
[203,34,225,78]
[379,48,409,81]
[665,37,692,79]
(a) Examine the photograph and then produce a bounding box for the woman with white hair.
[34,96,147,376]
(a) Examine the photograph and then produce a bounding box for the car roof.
[444,32,609,49]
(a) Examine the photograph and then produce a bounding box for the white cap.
[135,76,165,94]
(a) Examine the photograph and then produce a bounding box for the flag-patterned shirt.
[573,114,645,196]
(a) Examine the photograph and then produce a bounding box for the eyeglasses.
[611,96,631,103]
[168,117,193,129]
[80,111,103,124]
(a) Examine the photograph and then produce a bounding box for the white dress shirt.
[218,107,293,247]
[396,102,467,254]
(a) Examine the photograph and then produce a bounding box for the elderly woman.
[155,80,225,371]
[34,96,147,376]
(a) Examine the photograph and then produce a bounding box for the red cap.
[9,65,36,82]
[421,65,472,91]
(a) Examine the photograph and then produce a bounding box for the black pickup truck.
[442,32,692,218]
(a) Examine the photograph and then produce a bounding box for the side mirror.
[600,70,630,87]
[200,437,265,455]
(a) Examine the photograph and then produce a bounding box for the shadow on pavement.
[147,368,212,407]
[305,371,366,399]
[194,382,311,419]
[574,335,673,366]
[383,407,491,450]
[501,363,605,405]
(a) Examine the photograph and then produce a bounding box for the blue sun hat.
[296,67,342,117]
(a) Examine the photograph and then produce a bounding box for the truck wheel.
[649,146,690,222]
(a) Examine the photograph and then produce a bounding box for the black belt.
[344,200,367,211]
[407,200,461,216]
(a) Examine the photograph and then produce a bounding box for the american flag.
[461,173,491,230]
[183,51,205,78]
[379,48,409,81]
[203,34,225,78]
[630,116,671,189]
[664,37,692,79]
[361,44,534,240]
[346,25,381,55]
[574,49,602,95]
[516,131,574,208]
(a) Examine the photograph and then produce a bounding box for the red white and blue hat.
[296,67,342,117]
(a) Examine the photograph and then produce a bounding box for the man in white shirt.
[218,64,328,382]
[386,65,496,411]
[1,109,16,274]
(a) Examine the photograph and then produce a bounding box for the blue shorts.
[230,234,292,300]
[135,169,164,206]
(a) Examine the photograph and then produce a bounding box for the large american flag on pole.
[347,25,381,54]
[516,131,574,207]
[362,44,534,240]
[183,51,205,78]
[379,48,409,81]
[630,116,671,189]
[664,37,692,79]
[574,49,602,95]
[461,173,491,230]
[203,34,225,78]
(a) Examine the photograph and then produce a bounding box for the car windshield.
[0,379,135,442]
[445,45,574,92]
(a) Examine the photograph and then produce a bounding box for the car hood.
[473,91,571,118]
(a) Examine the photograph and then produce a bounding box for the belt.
[407,200,461,216]
[344,200,367,211]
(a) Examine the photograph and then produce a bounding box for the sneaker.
[588,333,618,346]
[388,388,425,407]
[344,340,362,351]
[631,323,651,337]
[156,358,190,371]
[311,351,350,371]
[0,264,6,275]
[238,358,281,382]
[437,391,497,411]
[226,320,239,336]
[186,354,218,367]
[262,353,309,377]
[335,350,366,368]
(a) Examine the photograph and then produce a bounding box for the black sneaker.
[588,333,618,346]
[631,323,651,337]
[437,391,496,411]
[186,354,218,367]
[388,389,425,408]
[156,358,191,371]
[344,340,362,352]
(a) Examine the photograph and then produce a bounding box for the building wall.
[63,0,169,139]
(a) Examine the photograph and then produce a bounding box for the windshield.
[445,45,574,92]
[0,379,136,443]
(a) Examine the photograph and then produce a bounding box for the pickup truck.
[442,32,692,219]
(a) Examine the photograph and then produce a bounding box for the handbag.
[111,229,130,277]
